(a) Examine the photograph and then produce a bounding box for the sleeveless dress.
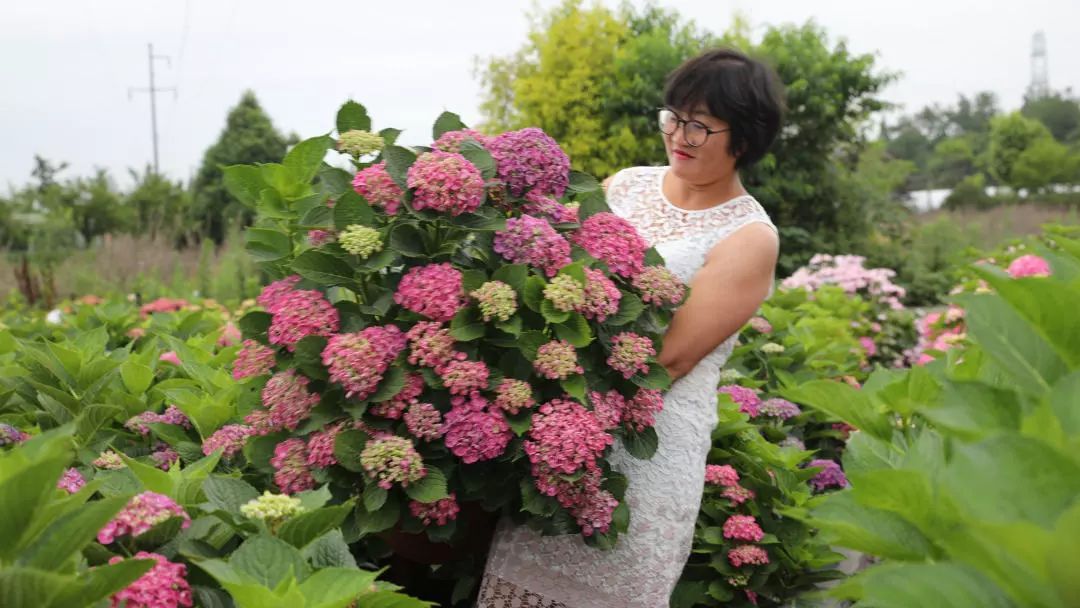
[478,166,778,608]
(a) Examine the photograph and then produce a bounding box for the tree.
[126,166,190,241]
[927,135,977,188]
[987,112,1053,190]
[191,91,288,244]
[1010,137,1077,193]
[1022,91,1080,143]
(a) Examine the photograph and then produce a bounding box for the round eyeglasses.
[658,108,730,147]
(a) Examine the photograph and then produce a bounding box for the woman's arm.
[657,222,779,380]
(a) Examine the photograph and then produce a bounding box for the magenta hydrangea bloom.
[728,544,770,568]
[566,482,619,537]
[579,268,621,322]
[493,378,536,415]
[439,359,490,395]
[523,190,579,224]
[443,395,512,464]
[808,459,848,492]
[1007,254,1051,278]
[534,340,584,380]
[404,401,444,441]
[573,213,647,278]
[260,370,321,431]
[360,435,427,490]
[395,263,467,322]
[525,399,613,479]
[232,339,276,380]
[607,332,655,379]
[271,438,315,495]
[371,372,425,420]
[493,215,572,277]
[623,388,663,432]
[322,326,407,400]
[409,493,461,526]
[108,551,193,608]
[306,422,346,468]
[588,390,626,430]
[57,468,85,493]
[705,464,740,487]
[432,129,489,153]
[267,289,340,352]
[632,266,686,306]
[718,385,762,417]
[406,150,485,215]
[257,275,302,313]
[308,229,335,247]
[98,492,191,544]
[352,161,404,215]
[759,398,801,420]
[406,321,464,371]
[151,446,180,471]
[202,424,254,458]
[487,127,571,197]
[723,515,765,542]
[0,423,29,446]
[723,485,756,505]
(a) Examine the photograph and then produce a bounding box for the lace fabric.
[478,166,777,608]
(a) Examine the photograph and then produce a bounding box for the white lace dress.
[478,166,777,608]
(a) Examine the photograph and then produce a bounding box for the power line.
[129,43,176,174]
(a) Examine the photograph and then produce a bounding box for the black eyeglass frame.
[657,107,731,148]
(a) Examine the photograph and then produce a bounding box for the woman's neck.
[663,169,747,211]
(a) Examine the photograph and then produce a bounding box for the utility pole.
[129,43,176,174]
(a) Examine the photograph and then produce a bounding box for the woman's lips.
[673,149,695,160]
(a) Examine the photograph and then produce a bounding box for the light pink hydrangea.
[352,162,404,215]
[151,446,179,471]
[728,545,770,568]
[202,424,254,458]
[443,394,513,463]
[306,422,346,468]
[782,254,906,310]
[98,492,191,544]
[607,332,654,379]
[758,398,801,420]
[432,129,489,153]
[406,321,465,371]
[271,438,315,495]
[632,266,686,306]
[623,388,663,432]
[261,370,321,431]
[159,351,182,366]
[395,263,467,322]
[748,316,773,333]
[232,339,277,380]
[257,275,302,313]
[723,515,765,542]
[267,290,340,352]
[360,435,427,490]
[493,215,572,277]
[439,359,491,395]
[858,336,878,358]
[525,399,613,478]
[487,127,571,197]
[404,401,444,441]
[494,378,536,415]
[718,385,762,417]
[588,390,627,430]
[57,468,85,493]
[406,150,485,215]
[579,268,621,322]
[125,406,191,436]
[409,493,461,526]
[534,340,584,380]
[723,485,756,505]
[108,552,193,608]
[1007,254,1051,278]
[322,326,407,400]
[523,190,579,224]
[573,213,647,278]
[471,280,517,322]
[705,464,740,487]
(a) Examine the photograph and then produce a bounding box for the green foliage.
[1022,91,1080,143]
[988,111,1054,190]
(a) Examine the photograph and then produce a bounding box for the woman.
[478,48,784,607]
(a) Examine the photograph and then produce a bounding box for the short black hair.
[663,48,785,169]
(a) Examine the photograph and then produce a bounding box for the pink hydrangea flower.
[439,359,491,395]
[632,266,686,306]
[718,385,762,417]
[217,322,242,347]
[257,275,302,313]
[705,464,740,487]
[487,127,571,197]
[271,438,315,495]
[268,290,340,352]
[370,372,425,419]
[406,321,464,371]
[125,406,191,436]
[202,424,254,458]
[859,336,878,358]
[260,370,321,431]
[306,422,346,468]
[395,263,467,322]
[782,254,906,310]
[579,268,622,322]
[108,552,193,608]
[723,515,765,542]
[139,297,190,318]
[573,213,647,278]
[534,340,584,380]
[409,493,460,526]
[607,332,654,379]
[728,544,770,568]
[98,492,191,544]
[308,229,335,247]
[749,316,773,333]
[723,485,756,505]
[525,399,613,478]
[360,435,427,490]
[544,275,586,312]
[352,162,404,215]
[404,402,444,441]
[523,190,579,224]
[159,351,182,366]
[57,468,85,493]
[588,390,627,430]
[151,446,180,471]
[232,339,277,380]
[322,326,407,400]
[623,388,663,432]
[406,150,485,215]
[759,398,801,420]
[1007,254,1051,278]
[432,129,489,153]
[566,483,619,537]
[493,215,572,277]
[808,459,848,492]
[493,378,536,415]
[0,423,28,446]
[443,395,513,464]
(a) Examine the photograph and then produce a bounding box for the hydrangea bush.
[221,101,684,549]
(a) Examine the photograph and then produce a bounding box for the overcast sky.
[3,0,1078,189]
